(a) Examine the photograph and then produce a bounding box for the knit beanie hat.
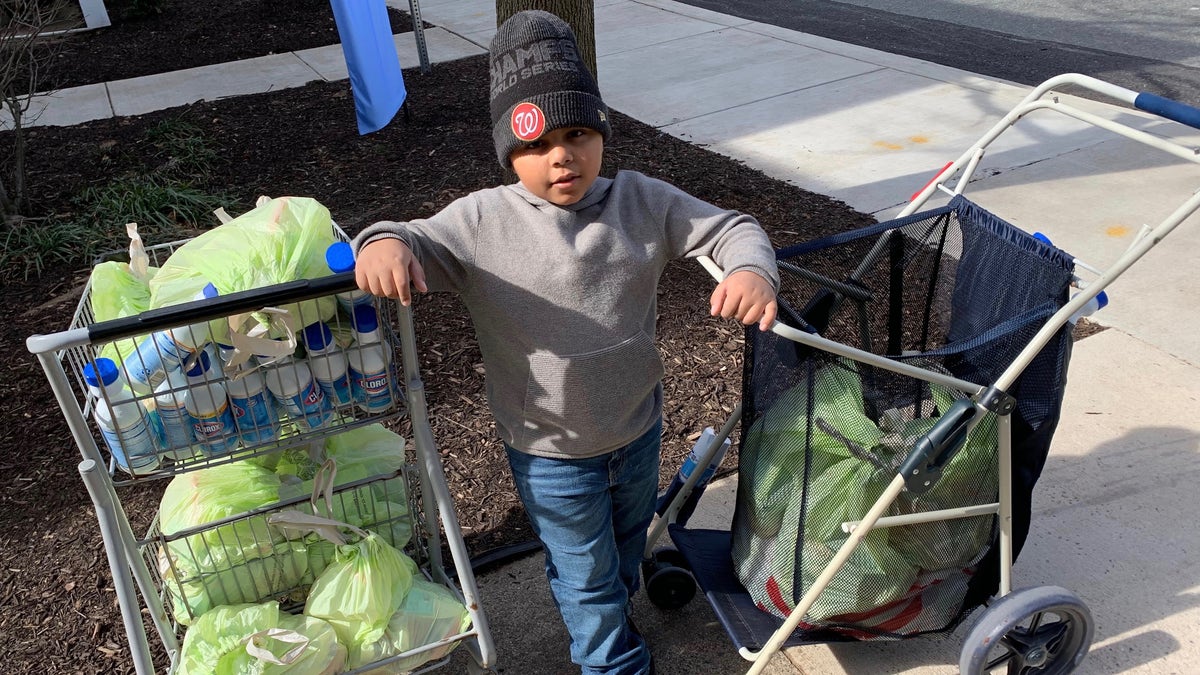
[489,10,611,167]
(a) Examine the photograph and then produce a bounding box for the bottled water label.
[125,332,194,390]
[100,422,159,471]
[336,291,375,317]
[316,373,353,408]
[230,390,280,444]
[191,402,238,455]
[276,379,332,430]
[350,364,395,413]
[157,400,195,453]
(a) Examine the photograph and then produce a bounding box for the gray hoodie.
[353,170,779,459]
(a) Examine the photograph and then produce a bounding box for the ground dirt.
[0,3,1102,672]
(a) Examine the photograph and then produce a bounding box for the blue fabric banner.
[330,0,407,134]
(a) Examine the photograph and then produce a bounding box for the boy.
[353,10,779,674]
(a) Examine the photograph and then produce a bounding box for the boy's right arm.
[356,237,428,306]
[350,194,482,301]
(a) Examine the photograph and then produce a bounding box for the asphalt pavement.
[27,0,1200,673]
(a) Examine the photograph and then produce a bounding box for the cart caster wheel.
[642,548,696,610]
[960,585,1093,674]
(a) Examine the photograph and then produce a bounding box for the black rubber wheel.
[646,565,697,610]
[642,548,696,610]
[960,586,1094,674]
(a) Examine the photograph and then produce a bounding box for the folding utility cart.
[644,74,1200,674]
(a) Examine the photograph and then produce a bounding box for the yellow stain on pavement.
[1105,225,1131,237]
[873,140,904,151]
[909,135,930,144]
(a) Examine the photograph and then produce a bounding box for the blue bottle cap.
[83,358,120,387]
[352,305,379,333]
[201,282,219,299]
[326,242,356,274]
[1032,232,1053,246]
[1094,290,1109,310]
[302,321,333,350]
[184,349,212,377]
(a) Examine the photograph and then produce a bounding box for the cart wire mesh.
[63,230,408,485]
[139,466,475,672]
[731,194,1076,641]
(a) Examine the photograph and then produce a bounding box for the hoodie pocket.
[521,331,664,451]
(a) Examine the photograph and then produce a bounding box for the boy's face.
[509,127,604,206]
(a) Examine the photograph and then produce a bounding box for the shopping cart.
[25,230,497,673]
[643,74,1200,674]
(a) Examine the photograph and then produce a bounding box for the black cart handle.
[87,272,360,344]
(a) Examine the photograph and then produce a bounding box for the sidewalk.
[29,1,1200,673]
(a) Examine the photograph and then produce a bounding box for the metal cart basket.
[644,74,1200,674]
[26,231,497,673]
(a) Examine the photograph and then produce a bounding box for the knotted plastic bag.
[91,223,157,364]
[303,531,418,648]
[177,601,346,675]
[350,577,472,673]
[148,196,338,350]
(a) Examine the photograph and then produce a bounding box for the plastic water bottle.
[152,367,198,461]
[655,427,732,525]
[347,305,397,414]
[122,283,219,394]
[302,321,353,408]
[83,358,161,474]
[218,344,281,445]
[183,349,238,456]
[260,354,332,431]
[1069,290,1108,325]
[326,242,374,315]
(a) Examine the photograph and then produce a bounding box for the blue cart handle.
[1134,92,1200,130]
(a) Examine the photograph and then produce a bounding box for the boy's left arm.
[711,269,778,331]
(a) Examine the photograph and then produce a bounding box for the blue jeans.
[505,418,661,675]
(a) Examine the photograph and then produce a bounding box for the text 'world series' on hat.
[488,10,611,167]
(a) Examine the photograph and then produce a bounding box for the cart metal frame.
[27,255,496,673]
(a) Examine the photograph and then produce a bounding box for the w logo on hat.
[512,102,546,141]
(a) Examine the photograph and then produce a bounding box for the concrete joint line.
[655,66,887,130]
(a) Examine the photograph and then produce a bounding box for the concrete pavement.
[25,0,1200,673]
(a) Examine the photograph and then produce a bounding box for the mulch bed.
[0,4,1104,672]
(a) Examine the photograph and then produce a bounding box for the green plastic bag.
[792,457,916,621]
[304,531,419,649]
[739,360,883,539]
[148,196,338,347]
[350,577,472,673]
[177,601,346,675]
[158,463,308,624]
[276,423,406,486]
[159,462,285,569]
[270,426,414,571]
[160,540,309,626]
[90,255,158,365]
[734,360,915,621]
[888,384,999,571]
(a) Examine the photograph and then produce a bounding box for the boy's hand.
[355,237,428,306]
[710,269,778,331]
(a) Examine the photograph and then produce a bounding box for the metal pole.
[79,460,156,675]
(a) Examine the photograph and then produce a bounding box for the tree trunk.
[495,0,597,83]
